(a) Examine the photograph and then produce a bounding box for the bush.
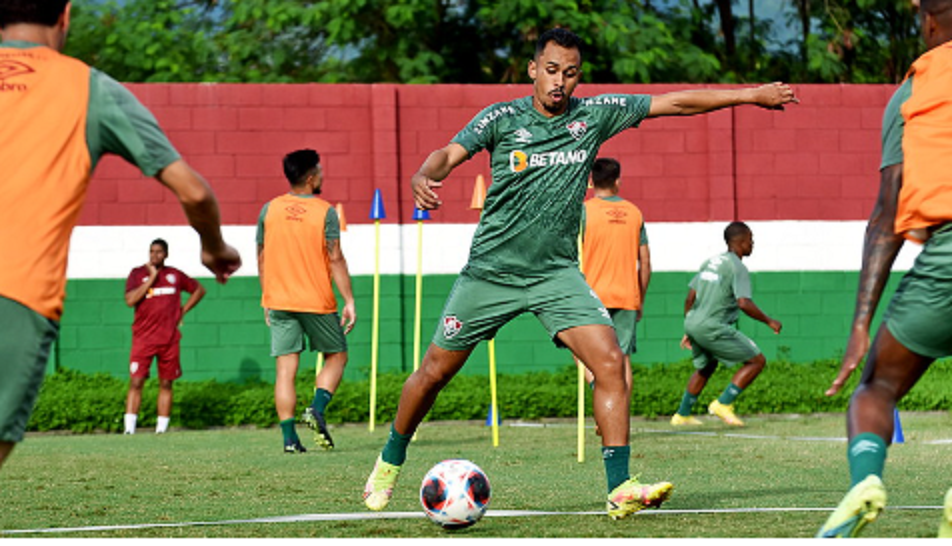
[26,359,952,433]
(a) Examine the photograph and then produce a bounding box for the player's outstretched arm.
[647,83,799,118]
[412,143,470,210]
[155,160,242,283]
[827,164,905,396]
[737,298,781,334]
[328,238,356,335]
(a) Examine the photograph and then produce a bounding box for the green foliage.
[26,359,952,433]
[61,0,922,84]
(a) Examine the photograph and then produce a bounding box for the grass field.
[3,412,951,538]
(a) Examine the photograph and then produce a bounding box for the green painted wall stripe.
[56,271,904,383]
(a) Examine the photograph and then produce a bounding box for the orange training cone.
[336,203,347,232]
[470,174,486,211]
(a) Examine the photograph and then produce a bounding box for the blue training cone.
[892,408,905,444]
[485,404,502,426]
[369,188,387,220]
[412,207,431,221]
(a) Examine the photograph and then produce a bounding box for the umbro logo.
[850,439,882,456]
[513,128,533,144]
[0,60,33,92]
[0,60,34,80]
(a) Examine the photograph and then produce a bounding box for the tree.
[62,0,922,85]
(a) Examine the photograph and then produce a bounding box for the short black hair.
[724,221,751,244]
[151,238,169,254]
[535,28,582,59]
[282,149,320,186]
[921,0,952,16]
[0,0,69,28]
[591,158,621,189]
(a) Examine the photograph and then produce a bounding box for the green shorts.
[268,310,347,357]
[885,226,952,359]
[432,266,613,351]
[0,296,59,443]
[609,308,638,355]
[684,319,760,370]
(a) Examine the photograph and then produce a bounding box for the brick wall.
[80,83,895,227]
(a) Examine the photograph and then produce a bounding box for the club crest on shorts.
[130,361,139,374]
[443,315,463,339]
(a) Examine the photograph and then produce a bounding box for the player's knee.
[749,354,766,369]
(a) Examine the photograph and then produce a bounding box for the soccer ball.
[419,459,491,530]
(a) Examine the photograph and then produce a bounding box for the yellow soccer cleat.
[606,477,674,520]
[363,455,402,511]
[816,475,887,538]
[938,487,952,538]
[708,400,745,426]
[670,414,703,426]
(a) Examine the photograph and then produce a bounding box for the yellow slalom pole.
[576,231,586,463]
[577,358,585,463]
[413,219,424,375]
[411,210,428,442]
[470,175,498,447]
[489,338,499,447]
[369,218,381,432]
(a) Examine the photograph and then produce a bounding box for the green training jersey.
[685,251,752,327]
[880,76,913,170]
[452,94,651,276]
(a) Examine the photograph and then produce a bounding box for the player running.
[818,0,952,537]
[0,0,241,471]
[672,222,782,427]
[362,27,798,519]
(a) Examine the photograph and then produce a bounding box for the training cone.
[485,404,501,426]
[336,203,347,232]
[412,207,431,221]
[369,188,387,220]
[893,408,905,444]
[471,174,487,211]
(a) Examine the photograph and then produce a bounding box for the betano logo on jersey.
[509,149,589,173]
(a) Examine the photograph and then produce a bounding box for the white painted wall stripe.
[67,221,923,280]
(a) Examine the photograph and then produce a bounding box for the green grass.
[3,413,952,538]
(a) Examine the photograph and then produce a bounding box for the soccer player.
[0,0,241,471]
[123,239,206,435]
[818,0,952,537]
[257,149,356,454]
[578,157,652,402]
[671,222,782,427]
[362,27,798,519]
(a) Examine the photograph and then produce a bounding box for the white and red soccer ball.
[419,459,491,530]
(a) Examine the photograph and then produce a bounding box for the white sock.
[124,413,138,434]
[156,416,170,434]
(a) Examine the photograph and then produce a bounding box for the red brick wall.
[81,83,895,226]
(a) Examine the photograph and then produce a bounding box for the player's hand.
[145,262,158,277]
[412,172,443,210]
[340,301,356,335]
[636,308,643,322]
[752,82,799,111]
[679,334,692,350]
[826,326,870,396]
[201,244,242,284]
[263,308,270,326]
[768,319,782,334]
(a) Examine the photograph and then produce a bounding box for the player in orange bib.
[0,0,241,472]
[257,149,356,453]
[819,0,952,537]
[578,158,651,414]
